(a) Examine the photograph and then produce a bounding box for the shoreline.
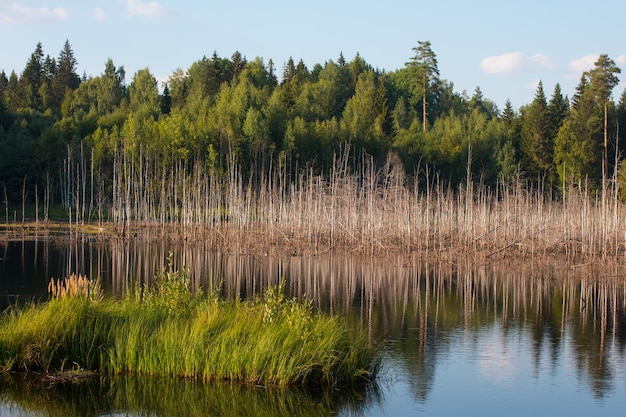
[2,220,625,264]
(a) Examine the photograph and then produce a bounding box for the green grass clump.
[0,267,377,388]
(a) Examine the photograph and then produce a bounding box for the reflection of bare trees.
[97,245,626,399]
[2,233,625,400]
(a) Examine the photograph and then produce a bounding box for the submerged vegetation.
[0,268,377,387]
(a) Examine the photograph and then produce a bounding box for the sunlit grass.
[0,268,377,388]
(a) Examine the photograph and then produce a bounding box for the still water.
[1,229,625,416]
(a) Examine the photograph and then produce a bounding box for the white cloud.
[92,7,106,21]
[0,3,68,24]
[480,52,555,75]
[123,0,166,19]
[615,55,626,66]
[480,52,524,74]
[568,54,599,74]
[527,54,555,71]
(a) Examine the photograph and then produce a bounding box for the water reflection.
[1,232,626,415]
[0,374,376,417]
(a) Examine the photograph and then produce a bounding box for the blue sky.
[2,0,626,110]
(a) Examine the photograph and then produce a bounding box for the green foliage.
[0,266,376,387]
[143,253,199,315]
[2,41,626,206]
[520,81,554,183]
[0,373,370,417]
[262,281,313,338]
[554,119,597,185]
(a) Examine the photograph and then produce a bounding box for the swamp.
[1,217,625,416]
[1,155,626,416]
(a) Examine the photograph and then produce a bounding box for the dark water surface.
[1,230,625,416]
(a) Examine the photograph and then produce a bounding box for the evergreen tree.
[406,41,440,132]
[4,71,19,112]
[546,83,569,141]
[161,83,172,115]
[45,40,81,113]
[436,80,466,117]
[0,71,8,115]
[521,81,553,182]
[585,54,621,179]
[392,97,412,133]
[348,53,370,93]
[558,75,603,184]
[208,52,223,96]
[501,99,516,123]
[282,57,296,84]
[617,90,626,157]
[469,86,497,118]
[295,59,310,84]
[19,42,45,109]
[337,52,346,67]
[230,51,246,80]
[0,73,6,128]
[42,55,56,84]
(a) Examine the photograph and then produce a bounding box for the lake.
[1,229,625,416]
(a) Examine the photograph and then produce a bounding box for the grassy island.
[0,269,377,387]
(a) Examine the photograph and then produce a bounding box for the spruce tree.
[19,42,44,109]
[52,40,81,106]
[546,83,569,142]
[521,81,552,182]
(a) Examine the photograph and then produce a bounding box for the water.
[1,230,625,416]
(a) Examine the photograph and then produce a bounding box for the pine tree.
[585,54,621,179]
[406,40,439,131]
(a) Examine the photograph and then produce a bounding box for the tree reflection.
[1,232,625,404]
[0,373,377,417]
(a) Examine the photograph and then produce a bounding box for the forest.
[0,40,625,219]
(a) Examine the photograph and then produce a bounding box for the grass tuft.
[0,269,377,388]
[48,274,101,301]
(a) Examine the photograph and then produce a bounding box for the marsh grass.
[7,151,626,261]
[94,150,626,261]
[0,270,377,387]
[48,274,101,301]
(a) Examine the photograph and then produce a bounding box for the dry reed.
[48,274,101,301]
[59,149,626,261]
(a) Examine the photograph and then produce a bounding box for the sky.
[1,0,626,110]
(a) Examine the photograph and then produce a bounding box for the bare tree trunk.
[2,184,8,225]
[21,175,27,223]
[422,73,427,132]
[603,99,609,181]
[44,172,51,222]
[35,184,38,223]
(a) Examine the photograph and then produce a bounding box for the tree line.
[0,40,624,213]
